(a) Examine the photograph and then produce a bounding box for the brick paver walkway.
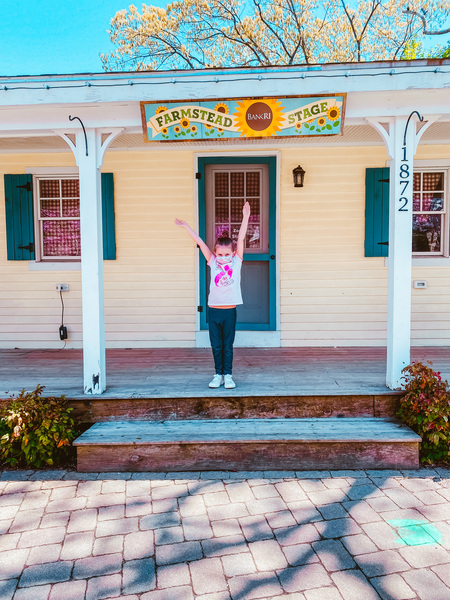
[1,467,450,600]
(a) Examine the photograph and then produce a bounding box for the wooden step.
[67,393,402,423]
[74,417,421,472]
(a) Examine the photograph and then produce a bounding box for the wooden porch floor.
[1,346,449,400]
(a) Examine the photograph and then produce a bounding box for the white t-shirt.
[207,255,243,307]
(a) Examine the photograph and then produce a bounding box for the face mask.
[216,255,233,265]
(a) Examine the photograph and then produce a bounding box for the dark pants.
[208,307,237,375]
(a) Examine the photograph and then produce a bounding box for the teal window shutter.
[4,174,35,260]
[365,167,389,257]
[4,173,115,261]
[101,173,116,260]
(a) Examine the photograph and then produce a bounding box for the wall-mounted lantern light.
[293,165,306,188]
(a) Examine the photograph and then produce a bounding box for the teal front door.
[198,157,276,331]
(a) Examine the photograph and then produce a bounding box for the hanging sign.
[141,94,346,142]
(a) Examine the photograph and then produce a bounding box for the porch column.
[57,127,122,394]
[77,129,105,393]
[367,115,439,389]
[386,117,414,389]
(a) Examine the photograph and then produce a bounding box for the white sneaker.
[209,374,224,388]
[224,374,236,389]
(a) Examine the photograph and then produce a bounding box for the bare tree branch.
[285,0,312,63]
[340,0,383,61]
[102,0,450,71]
[253,0,295,62]
[403,9,450,35]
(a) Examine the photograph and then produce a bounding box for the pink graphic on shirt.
[215,264,234,287]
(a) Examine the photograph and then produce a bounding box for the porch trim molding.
[366,114,440,390]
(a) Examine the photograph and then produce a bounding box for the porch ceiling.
[0,120,449,152]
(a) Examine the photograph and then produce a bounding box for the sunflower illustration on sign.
[327,106,340,121]
[233,98,285,137]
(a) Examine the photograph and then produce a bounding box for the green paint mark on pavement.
[388,519,442,546]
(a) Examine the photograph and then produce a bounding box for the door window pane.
[215,198,229,223]
[246,224,261,248]
[231,224,241,241]
[215,224,230,240]
[248,198,261,223]
[231,198,245,222]
[213,169,262,249]
[214,172,228,197]
[230,172,244,196]
[246,172,260,196]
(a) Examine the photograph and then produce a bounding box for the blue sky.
[1,0,167,77]
[2,1,449,77]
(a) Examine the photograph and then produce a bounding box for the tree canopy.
[101,0,450,71]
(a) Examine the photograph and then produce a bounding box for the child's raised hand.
[175,218,187,227]
[243,201,251,218]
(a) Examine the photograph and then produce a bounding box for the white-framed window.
[412,169,448,256]
[34,175,81,261]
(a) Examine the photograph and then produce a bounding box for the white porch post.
[58,127,122,394]
[386,117,414,389]
[367,115,439,389]
[77,129,105,394]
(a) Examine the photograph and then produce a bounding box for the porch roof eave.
[0,58,449,111]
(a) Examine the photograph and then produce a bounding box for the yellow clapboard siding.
[2,145,450,348]
[0,317,81,326]
[102,275,194,285]
[282,305,388,314]
[0,332,82,341]
[107,333,194,342]
[282,313,388,323]
[280,146,450,345]
[1,325,77,334]
[0,150,196,348]
[412,330,450,339]
[0,310,80,318]
[282,329,387,340]
[280,320,388,331]
[106,341,194,348]
[101,289,195,298]
[104,299,194,308]
[105,324,193,333]
[412,321,450,329]
[280,144,387,346]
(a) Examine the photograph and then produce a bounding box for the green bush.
[0,385,78,469]
[397,362,450,464]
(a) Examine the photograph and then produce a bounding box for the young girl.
[175,201,250,388]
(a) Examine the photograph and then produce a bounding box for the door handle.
[270,255,275,260]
